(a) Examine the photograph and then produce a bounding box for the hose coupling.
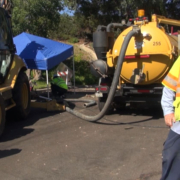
[132,25,141,36]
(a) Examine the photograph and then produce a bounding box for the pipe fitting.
[106,23,129,32]
[132,25,141,36]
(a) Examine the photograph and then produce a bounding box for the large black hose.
[66,29,140,122]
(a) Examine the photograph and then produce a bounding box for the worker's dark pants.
[51,84,67,97]
[160,129,180,180]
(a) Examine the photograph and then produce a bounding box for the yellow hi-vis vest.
[51,77,68,90]
[162,56,180,121]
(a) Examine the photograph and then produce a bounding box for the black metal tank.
[93,25,114,61]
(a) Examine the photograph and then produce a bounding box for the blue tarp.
[13,32,74,70]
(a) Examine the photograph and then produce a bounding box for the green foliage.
[73,58,98,85]
[32,80,49,90]
[38,55,98,86]
[49,13,80,40]
[68,37,79,43]
[12,0,63,37]
[64,55,98,86]
[41,65,59,81]
[11,0,180,41]
[63,0,77,10]
[64,0,179,33]
[12,0,29,35]
[166,0,180,19]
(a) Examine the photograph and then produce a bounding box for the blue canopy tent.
[13,32,75,97]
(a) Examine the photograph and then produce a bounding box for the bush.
[68,37,79,43]
[41,65,59,81]
[34,43,98,86]
[64,56,98,85]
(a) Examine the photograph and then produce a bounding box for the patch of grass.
[32,80,50,90]
[68,37,79,43]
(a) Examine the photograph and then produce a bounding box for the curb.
[35,86,95,93]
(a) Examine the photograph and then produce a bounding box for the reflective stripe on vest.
[51,78,68,90]
[162,72,178,91]
[162,56,180,121]
[176,84,180,97]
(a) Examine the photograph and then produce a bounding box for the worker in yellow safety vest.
[51,75,68,98]
[160,56,180,180]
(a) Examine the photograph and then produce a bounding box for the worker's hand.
[164,113,175,127]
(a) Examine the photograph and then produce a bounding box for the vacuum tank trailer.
[91,9,180,113]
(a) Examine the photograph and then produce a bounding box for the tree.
[12,0,63,37]
[64,0,179,31]
[12,0,180,40]
[49,13,79,40]
[12,0,64,81]
[166,0,180,19]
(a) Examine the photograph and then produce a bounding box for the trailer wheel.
[98,96,114,115]
[12,71,31,120]
[0,95,6,136]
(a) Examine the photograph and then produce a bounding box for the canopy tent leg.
[66,69,68,85]
[46,70,50,98]
[72,55,75,94]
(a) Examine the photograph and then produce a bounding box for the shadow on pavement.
[97,115,164,126]
[1,91,95,143]
[0,107,63,143]
[64,100,165,128]
[38,90,95,100]
[0,90,165,142]
[91,105,165,126]
[0,149,22,159]
[115,106,164,118]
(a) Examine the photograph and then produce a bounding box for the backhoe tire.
[0,95,6,136]
[98,96,114,115]
[12,71,31,120]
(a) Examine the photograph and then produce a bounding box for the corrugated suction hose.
[66,29,140,122]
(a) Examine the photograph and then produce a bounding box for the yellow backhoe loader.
[0,0,66,136]
[0,0,30,136]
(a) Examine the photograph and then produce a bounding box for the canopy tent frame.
[13,32,75,98]
[46,54,75,98]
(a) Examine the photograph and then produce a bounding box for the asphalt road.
[0,92,168,180]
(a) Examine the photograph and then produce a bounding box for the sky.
[60,7,74,16]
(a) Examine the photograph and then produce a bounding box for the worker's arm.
[161,86,176,127]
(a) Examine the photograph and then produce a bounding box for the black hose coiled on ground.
[66,29,140,122]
